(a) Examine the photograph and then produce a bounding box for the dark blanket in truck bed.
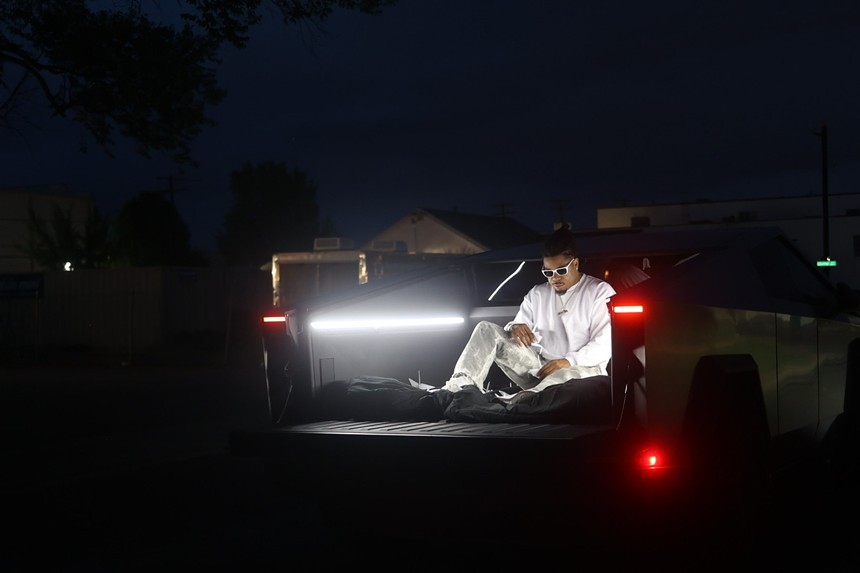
[314,375,612,424]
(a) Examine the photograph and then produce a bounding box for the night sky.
[3,0,860,254]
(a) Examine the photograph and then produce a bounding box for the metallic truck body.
[235,226,860,541]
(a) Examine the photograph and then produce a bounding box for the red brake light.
[613,304,644,314]
[261,314,287,324]
[637,447,668,470]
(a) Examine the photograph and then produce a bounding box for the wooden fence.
[0,267,271,365]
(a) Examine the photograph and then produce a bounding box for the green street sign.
[816,259,837,267]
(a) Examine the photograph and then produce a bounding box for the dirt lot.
[1,362,567,570]
[2,361,858,571]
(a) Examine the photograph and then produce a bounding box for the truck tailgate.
[228,420,668,543]
[230,420,621,495]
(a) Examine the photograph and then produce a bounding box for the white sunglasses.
[541,258,575,278]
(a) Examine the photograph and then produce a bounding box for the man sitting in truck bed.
[442,225,617,395]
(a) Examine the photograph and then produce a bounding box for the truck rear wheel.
[820,338,860,496]
[678,354,771,554]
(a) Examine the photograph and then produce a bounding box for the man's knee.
[475,320,503,335]
[472,321,509,345]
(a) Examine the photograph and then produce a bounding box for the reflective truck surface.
[250,225,860,529]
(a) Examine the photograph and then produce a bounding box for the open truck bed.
[242,419,613,439]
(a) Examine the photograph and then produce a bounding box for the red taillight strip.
[613,305,644,314]
[262,315,287,323]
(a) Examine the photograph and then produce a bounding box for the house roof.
[418,207,545,251]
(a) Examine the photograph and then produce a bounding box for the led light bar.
[310,316,464,331]
[488,261,525,301]
[262,315,287,323]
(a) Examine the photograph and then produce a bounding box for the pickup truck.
[231,226,860,548]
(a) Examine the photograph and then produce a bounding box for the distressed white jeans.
[447,321,541,391]
[446,321,602,392]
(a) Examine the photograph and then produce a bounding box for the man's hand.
[509,323,535,346]
[536,358,571,380]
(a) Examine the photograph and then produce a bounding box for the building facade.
[596,193,860,288]
[0,185,94,273]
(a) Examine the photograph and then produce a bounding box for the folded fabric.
[315,374,611,425]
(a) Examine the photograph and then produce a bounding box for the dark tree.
[0,0,395,165]
[113,191,208,266]
[218,160,322,266]
[24,204,112,270]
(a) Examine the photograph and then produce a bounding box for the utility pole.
[494,202,511,217]
[551,198,569,229]
[814,123,830,271]
[157,175,188,206]
[820,123,829,259]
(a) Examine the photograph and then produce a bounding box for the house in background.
[267,207,546,309]
[596,192,860,287]
[0,185,94,273]
[364,207,545,255]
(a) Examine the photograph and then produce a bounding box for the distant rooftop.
[419,207,545,250]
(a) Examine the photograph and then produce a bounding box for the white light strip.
[488,261,525,301]
[469,306,519,318]
[310,316,465,331]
